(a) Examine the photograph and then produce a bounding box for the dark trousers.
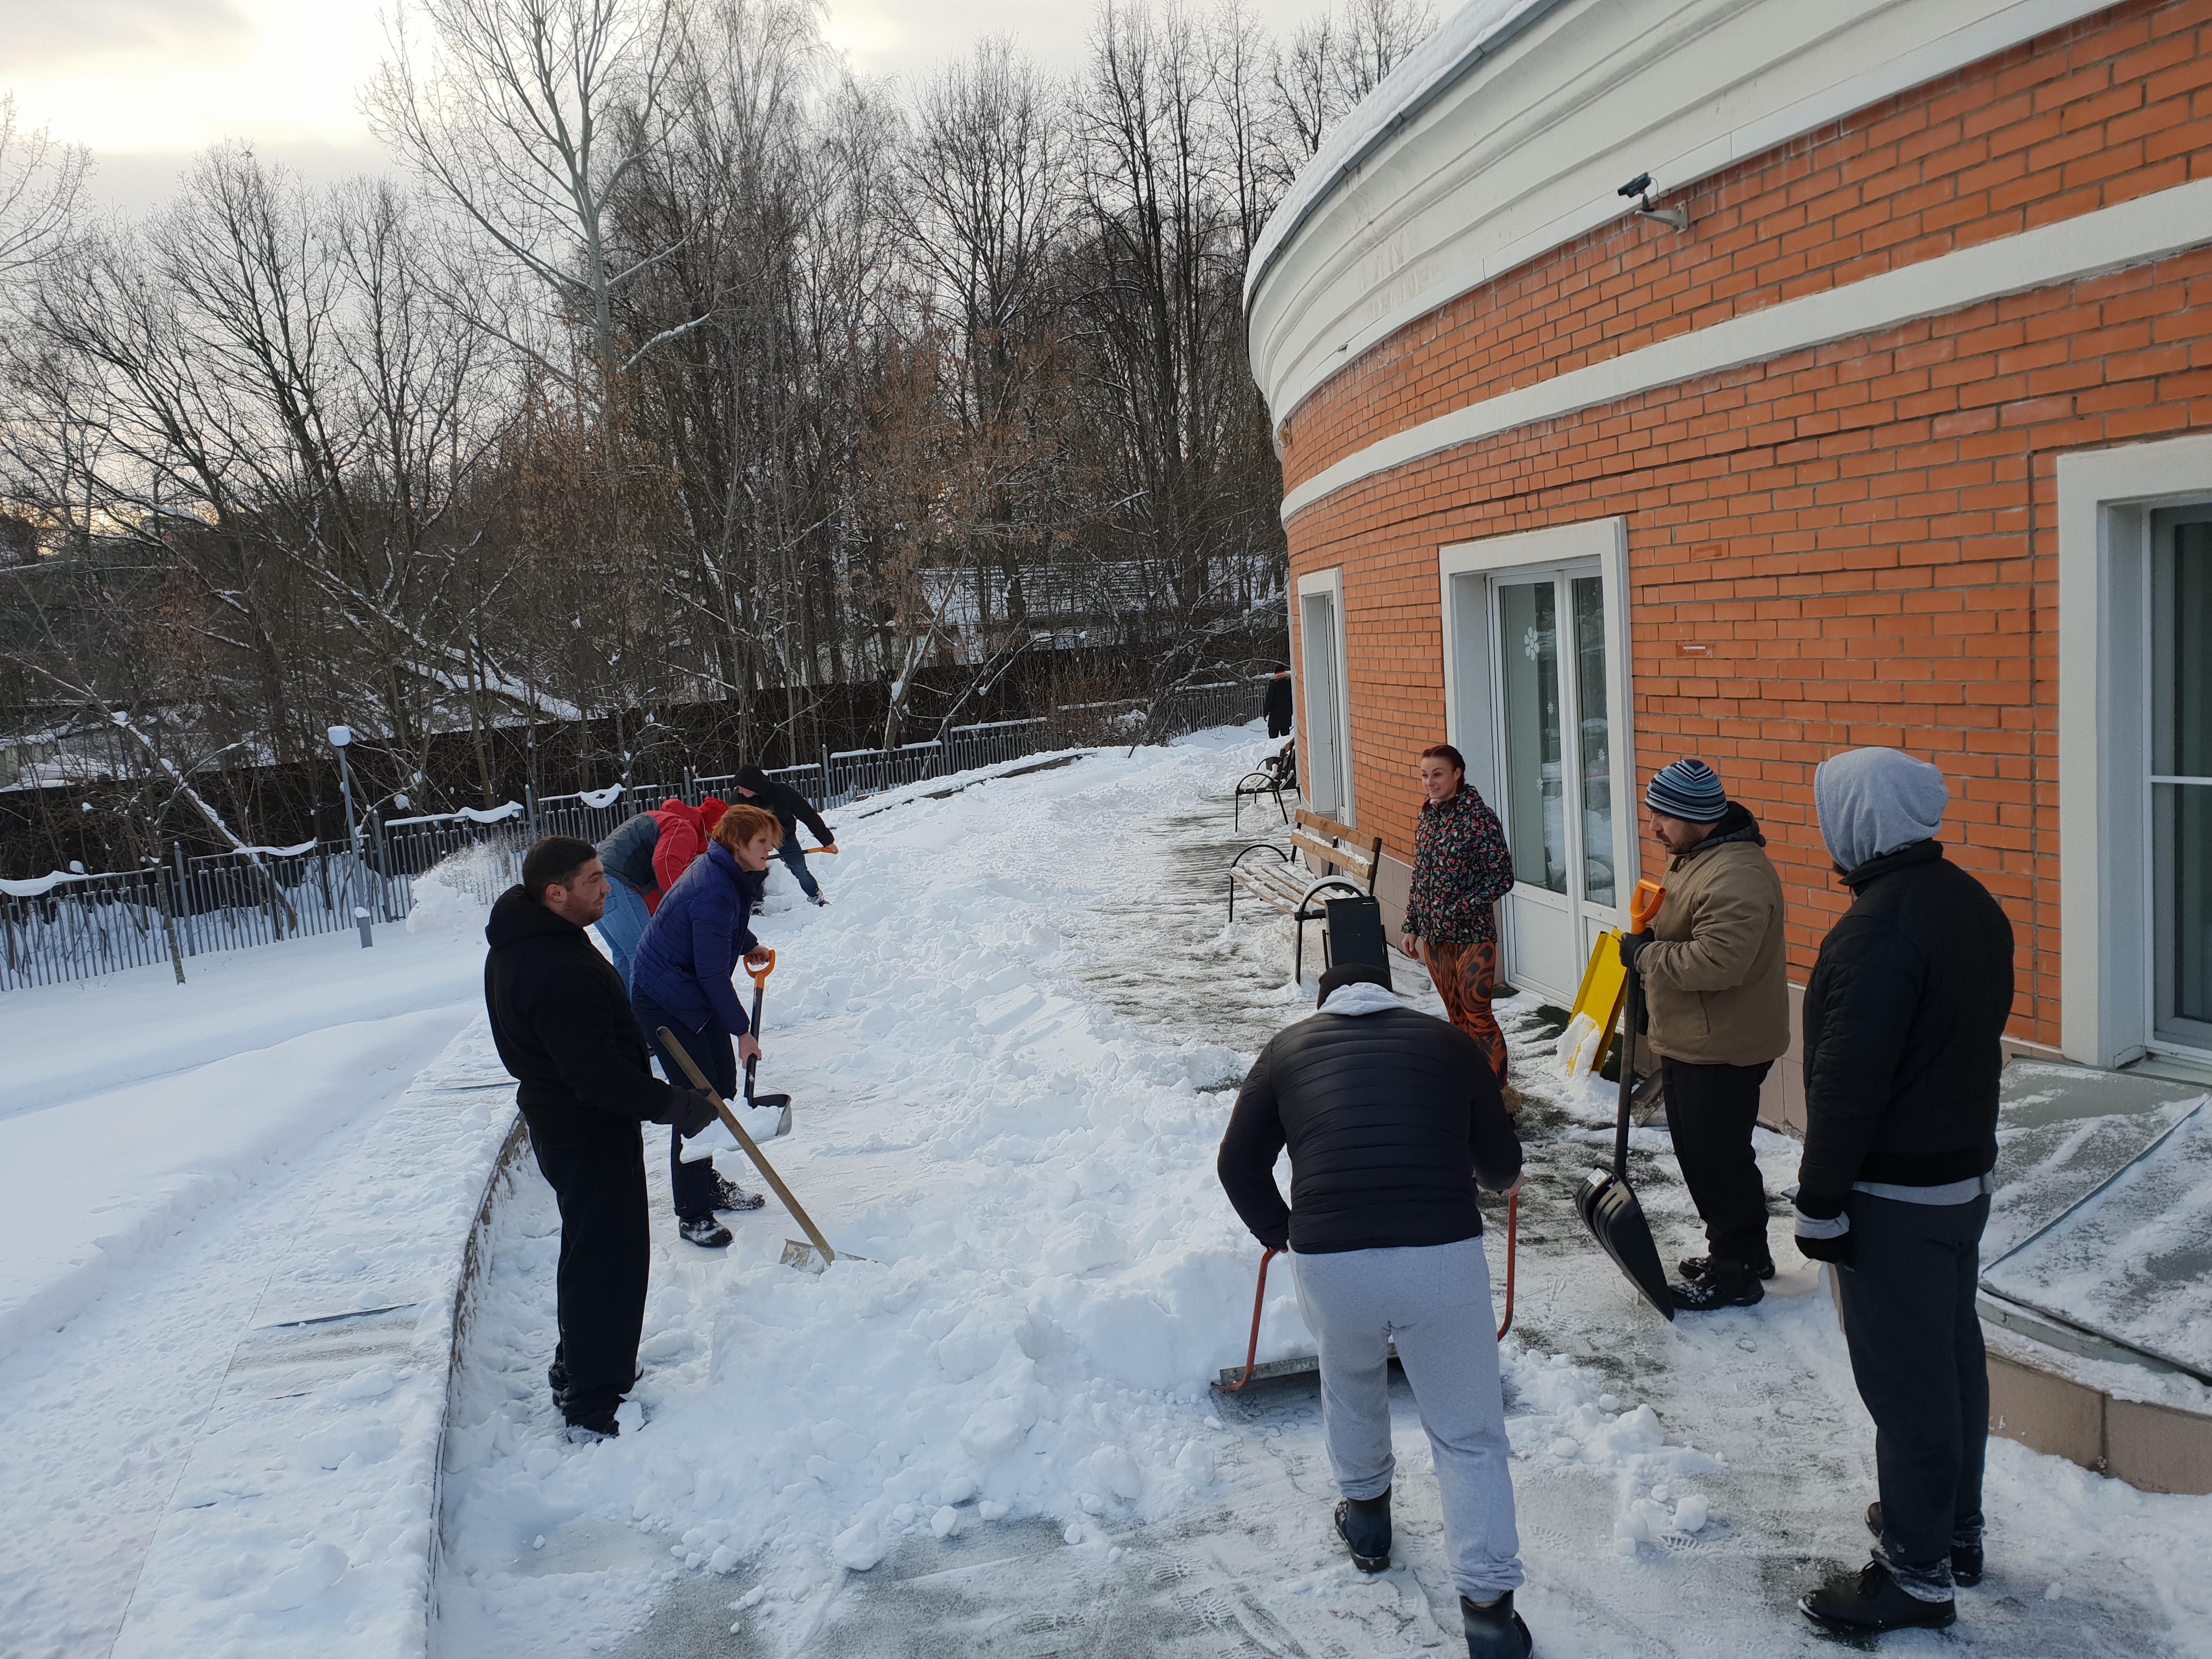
[522,1107,648,1423]
[1660,1057,1774,1267]
[776,837,820,899]
[1836,1192,1990,1594]
[630,988,730,1222]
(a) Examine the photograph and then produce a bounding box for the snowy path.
[430,731,2212,1658]
[0,927,486,1659]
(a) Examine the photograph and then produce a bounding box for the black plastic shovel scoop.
[1575,879,1675,1322]
[741,950,793,1138]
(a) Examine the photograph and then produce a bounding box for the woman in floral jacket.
[1400,743,1519,1101]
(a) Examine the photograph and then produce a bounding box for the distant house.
[1248,0,2212,1107]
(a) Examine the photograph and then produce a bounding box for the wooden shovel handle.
[657,1025,836,1266]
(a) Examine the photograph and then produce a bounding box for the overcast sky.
[2,0,1338,212]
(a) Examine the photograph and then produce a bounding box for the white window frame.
[2057,433,2212,1068]
[1437,516,1637,934]
[1294,565,1355,824]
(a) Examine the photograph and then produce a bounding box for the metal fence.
[1,675,1269,992]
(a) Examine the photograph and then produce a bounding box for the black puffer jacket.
[484,885,682,1131]
[1796,842,2014,1210]
[733,766,833,848]
[1216,1003,1522,1253]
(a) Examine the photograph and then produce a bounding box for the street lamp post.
[329,725,373,949]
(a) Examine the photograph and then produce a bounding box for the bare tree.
[0,93,89,287]
[368,0,686,397]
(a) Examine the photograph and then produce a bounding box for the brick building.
[1249,0,2212,1102]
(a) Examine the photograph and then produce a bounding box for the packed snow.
[4,726,2211,1659]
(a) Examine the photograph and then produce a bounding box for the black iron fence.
[1,677,1270,992]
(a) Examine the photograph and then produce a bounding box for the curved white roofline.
[1246,0,2120,432]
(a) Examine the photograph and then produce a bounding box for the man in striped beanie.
[1618,759,1790,1312]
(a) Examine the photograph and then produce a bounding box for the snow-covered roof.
[1242,0,1562,318]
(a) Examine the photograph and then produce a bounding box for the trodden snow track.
[431,729,2212,1658]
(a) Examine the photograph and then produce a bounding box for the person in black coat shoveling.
[484,837,719,1441]
[1263,664,1294,738]
[1217,963,1531,1659]
[731,764,838,905]
[1792,748,2014,1634]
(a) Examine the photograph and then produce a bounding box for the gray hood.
[1813,747,1948,873]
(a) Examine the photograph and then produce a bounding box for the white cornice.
[1249,0,2119,432]
[1280,175,2212,523]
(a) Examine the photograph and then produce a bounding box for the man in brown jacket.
[1620,759,1790,1311]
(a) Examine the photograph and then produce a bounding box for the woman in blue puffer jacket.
[631,802,785,1247]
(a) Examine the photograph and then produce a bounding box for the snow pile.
[407,840,518,934]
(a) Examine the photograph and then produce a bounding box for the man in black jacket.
[1263,664,1294,738]
[485,836,716,1440]
[1218,963,1530,1659]
[732,764,838,905]
[1791,749,2013,1634]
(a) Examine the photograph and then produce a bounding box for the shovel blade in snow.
[751,1094,794,1138]
[1576,1168,1676,1321]
[780,1239,828,1274]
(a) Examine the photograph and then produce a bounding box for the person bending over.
[631,803,785,1247]
[592,795,713,990]
[484,837,718,1440]
[1617,758,1790,1311]
[1217,962,1531,1659]
[731,765,838,906]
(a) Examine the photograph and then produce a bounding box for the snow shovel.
[655,1025,849,1274]
[741,949,793,1138]
[1214,1188,1521,1392]
[1575,878,1675,1322]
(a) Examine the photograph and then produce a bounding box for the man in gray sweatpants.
[1217,962,1529,1659]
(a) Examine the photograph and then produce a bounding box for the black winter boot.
[1800,1560,1956,1631]
[1670,1260,1765,1311]
[1460,1592,1533,1658]
[679,1214,733,1248]
[548,1345,570,1405]
[1868,1501,1981,1587]
[1679,1252,1775,1282]
[713,1175,765,1212]
[1333,1490,1390,1572]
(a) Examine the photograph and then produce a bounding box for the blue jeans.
[777,837,820,900]
[630,988,733,1223]
[596,877,652,990]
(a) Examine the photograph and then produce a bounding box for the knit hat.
[1644,759,1728,824]
[698,795,729,832]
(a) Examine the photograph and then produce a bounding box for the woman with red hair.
[1400,744,1519,1107]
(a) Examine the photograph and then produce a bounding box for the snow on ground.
[0,918,486,1657]
[433,729,2212,1658]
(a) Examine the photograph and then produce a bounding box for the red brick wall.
[1278,0,2212,1049]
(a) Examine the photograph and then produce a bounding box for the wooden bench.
[1232,742,1299,830]
[1227,808,1384,980]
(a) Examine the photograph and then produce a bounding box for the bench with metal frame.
[1227,808,1383,980]
[1232,742,1299,830]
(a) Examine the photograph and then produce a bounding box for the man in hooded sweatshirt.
[1792,748,2013,1634]
[730,765,837,905]
[1216,962,1531,1659]
[1618,759,1790,1311]
[483,837,718,1440]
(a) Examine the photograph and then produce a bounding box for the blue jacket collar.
[707,840,768,899]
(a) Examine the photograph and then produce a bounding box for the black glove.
[669,1088,720,1139]
[1793,1194,1853,1267]
[1618,930,1652,970]
[1256,1228,1289,1253]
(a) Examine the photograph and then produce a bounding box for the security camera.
[1616,171,1690,233]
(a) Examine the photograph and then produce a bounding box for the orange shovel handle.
[746,947,776,989]
[1629,878,1666,933]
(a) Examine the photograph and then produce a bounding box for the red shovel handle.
[1214,1248,1279,1393]
[1497,1187,1518,1340]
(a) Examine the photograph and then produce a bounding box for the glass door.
[2152,507,2212,1053]
[1492,566,1615,1001]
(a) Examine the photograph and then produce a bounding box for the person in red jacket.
[650,796,727,897]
